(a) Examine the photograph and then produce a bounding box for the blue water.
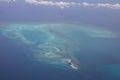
[0,23,120,80]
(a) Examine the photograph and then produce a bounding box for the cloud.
[0,0,15,3]
[82,2,120,9]
[96,3,120,9]
[1,0,120,9]
[25,0,120,9]
[25,0,80,8]
[82,2,94,7]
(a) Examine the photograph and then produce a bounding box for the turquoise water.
[0,23,120,80]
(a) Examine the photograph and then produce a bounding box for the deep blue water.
[0,23,120,80]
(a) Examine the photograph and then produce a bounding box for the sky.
[0,0,120,30]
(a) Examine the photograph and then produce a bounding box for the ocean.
[0,23,120,80]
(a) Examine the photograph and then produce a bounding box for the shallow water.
[0,23,120,80]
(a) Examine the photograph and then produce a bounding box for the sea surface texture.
[0,23,120,80]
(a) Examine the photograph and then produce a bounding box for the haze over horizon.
[0,0,120,32]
